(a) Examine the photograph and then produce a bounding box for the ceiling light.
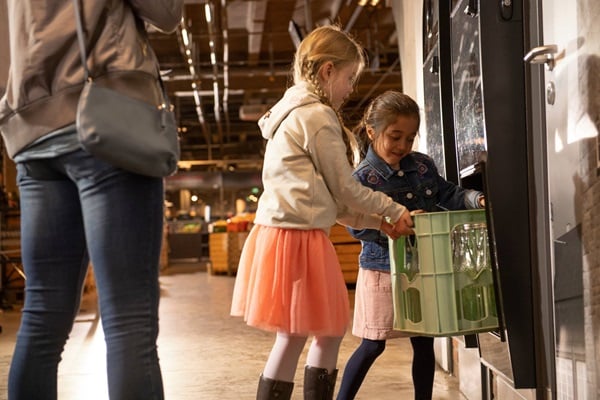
[204,3,212,23]
[181,28,189,46]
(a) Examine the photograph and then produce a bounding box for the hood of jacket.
[258,82,321,141]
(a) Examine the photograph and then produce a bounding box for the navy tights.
[336,336,435,400]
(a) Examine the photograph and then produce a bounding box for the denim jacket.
[349,146,483,272]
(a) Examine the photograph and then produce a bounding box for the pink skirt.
[230,225,350,336]
[352,268,410,340]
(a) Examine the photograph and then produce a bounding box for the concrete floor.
[0,263,464,399]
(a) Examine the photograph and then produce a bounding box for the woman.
[0,1,183,399]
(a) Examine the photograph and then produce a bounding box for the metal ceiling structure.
[148,0,402,172]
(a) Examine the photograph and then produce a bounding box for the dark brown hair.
[353,90,421,160]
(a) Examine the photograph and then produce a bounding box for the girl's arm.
[309,118,407,229]
[347,226,382,242]
[427,157,483,210]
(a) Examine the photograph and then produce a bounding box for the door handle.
[524,44,558,71]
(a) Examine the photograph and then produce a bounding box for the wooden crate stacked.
[208,231,249,276]
[329,224,361,285]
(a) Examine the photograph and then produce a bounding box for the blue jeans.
[8,149,165,400]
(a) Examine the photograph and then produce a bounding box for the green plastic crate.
[389,210,499,336]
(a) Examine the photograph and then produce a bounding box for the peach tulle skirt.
[230,225,350,336]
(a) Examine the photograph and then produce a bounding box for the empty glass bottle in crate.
[404,235,419,281]
[451,222,493,322]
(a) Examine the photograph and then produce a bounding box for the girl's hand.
[380,219,401,239]
[478,195,486,208]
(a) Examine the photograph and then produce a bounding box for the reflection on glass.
[451,0,461,13]
[450,0,487,171]
[422,0,439,61]
[423,45,446,178]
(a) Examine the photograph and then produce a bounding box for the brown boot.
[256,374,294,400]
[303,365,338,400]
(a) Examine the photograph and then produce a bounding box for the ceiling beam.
[246,1,268,66]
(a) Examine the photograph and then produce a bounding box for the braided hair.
[292,25,365,166]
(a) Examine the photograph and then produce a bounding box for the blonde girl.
[230,26,415,400]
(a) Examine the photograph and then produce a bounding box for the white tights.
[262,332,343,382]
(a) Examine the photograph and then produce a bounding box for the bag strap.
[71,0,172,109]
[72,0,91,82]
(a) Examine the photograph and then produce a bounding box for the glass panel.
[423,45,446,178]
[542,0,595,396]
[422,0,439,60]
[450,0,487,172]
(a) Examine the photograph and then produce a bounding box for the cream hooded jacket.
[0,0,183,158]
[254,82,407,233]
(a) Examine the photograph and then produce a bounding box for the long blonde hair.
[292,25,366,165]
